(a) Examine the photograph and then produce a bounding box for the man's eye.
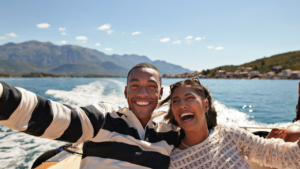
[131,85,139,89]
[172,100,179,104]
[148,86,157,89]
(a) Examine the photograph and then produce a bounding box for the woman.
[159,77,300,169]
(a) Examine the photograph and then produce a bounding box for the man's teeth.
[136,102,150,106]
[181,113,194,118]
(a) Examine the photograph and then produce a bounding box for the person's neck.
[183,127,209,147]
[137,116,152,128]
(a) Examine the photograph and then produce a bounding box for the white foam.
[214,100,292,129]
[45,80,128,109]
[0,125,65,169]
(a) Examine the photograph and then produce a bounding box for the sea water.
[0,78,298,169]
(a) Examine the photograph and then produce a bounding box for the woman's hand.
[266,128,287,139]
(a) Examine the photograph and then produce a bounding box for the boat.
[33,126,277,169]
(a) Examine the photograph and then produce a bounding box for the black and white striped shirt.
[0,82,183,169]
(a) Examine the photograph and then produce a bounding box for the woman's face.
[171,86,209,132]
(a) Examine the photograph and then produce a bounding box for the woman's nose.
[179,100,187,109]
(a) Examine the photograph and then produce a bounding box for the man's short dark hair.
[127,62,162,85]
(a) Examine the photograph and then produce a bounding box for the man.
[0,63,182,169]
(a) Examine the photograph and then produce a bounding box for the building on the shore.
[216,70,226,75]
[281,69,292,78]
[273,65,283,71]
[265,71,275,79]
[236,67,244,71]
[245,67,252,72]
[226,72,234,78]
[291,71,300,79]
[240,72,249,78]
[250,71,260,78]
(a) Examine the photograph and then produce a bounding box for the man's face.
[125,67,163,125]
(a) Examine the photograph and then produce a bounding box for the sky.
[0,0,299,71]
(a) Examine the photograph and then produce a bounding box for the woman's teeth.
[180,112,195,121]
[181,112,194,117]
[136,102,150,106]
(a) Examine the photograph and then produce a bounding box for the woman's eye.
[187,97,194,100]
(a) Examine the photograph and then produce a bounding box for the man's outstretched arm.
[0,81,106,144]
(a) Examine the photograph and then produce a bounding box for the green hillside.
[0,40,191,76]
[204,50,300,76]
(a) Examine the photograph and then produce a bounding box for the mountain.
[206,50,300,75]
[0,40,191,76]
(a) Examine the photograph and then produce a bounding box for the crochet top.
[169,124,300,169]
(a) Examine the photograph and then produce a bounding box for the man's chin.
[132,109,154,119]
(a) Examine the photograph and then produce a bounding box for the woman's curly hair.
[293,96,300,122]
[158,79,217,130]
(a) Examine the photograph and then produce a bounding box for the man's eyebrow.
[129,79,139,83]
[172,96,179,100]
[148,79,158,84]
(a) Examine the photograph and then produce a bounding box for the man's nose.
[137,86,149,96]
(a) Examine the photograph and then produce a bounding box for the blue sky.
[0,0,299,71]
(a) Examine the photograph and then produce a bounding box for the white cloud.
[173,40,181,44]
[98,24,111,30]
[122,32,125,34]
[0,37,7,40]
[195,37,202,41]
[95,43,101,46]
[160,38,170,42]
[185,36,193,39]
[59,27,66,31]
[207,46,214,49]
[132,31,141,35]
[203,37,206,39]
[107,30,114,34]
[37,23,50,28]
[61,32,66,35]
[215,46,224,50]
[76,36,88,41]
[105,48,113,51]
[60,41,67,44]
[6,33,19,37]
[82,41,86,43]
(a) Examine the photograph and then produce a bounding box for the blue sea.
[0,78,298,169]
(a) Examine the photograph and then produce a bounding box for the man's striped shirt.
[0,82,183,169]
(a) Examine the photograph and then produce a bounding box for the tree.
[254,65,258,70]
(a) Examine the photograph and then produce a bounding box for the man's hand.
[266,128,287,139]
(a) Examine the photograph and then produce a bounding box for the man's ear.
[159,87,163,100]
[124,86,128,98]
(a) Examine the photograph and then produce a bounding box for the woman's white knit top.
[169,124,300,169]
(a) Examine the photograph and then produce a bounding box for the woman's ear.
[205,99,209,112]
